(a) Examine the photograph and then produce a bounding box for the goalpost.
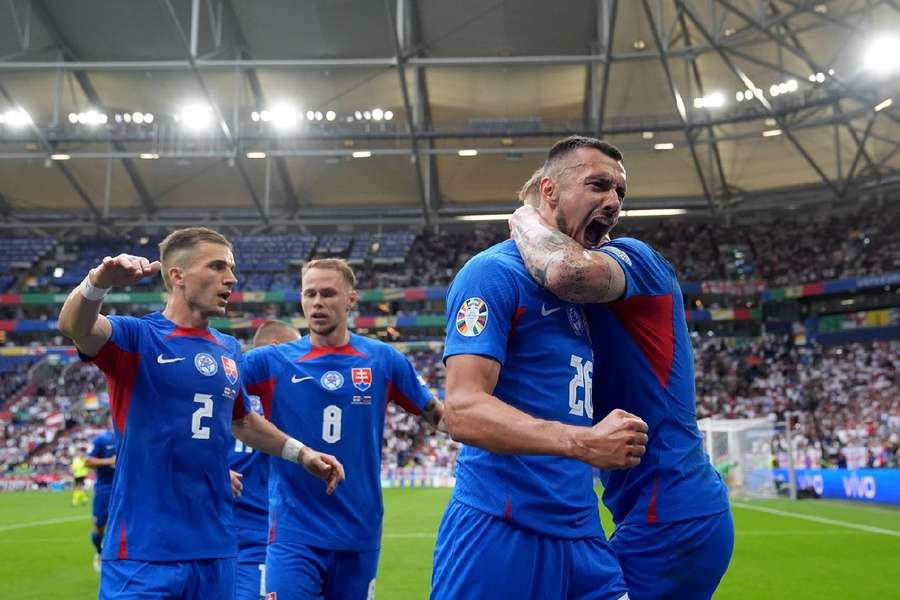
[697,418,779,499]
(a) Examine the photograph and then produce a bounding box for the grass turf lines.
[1,488,898,598]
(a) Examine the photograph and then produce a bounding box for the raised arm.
[444,354,648,469]
[232,411,345,494]
[509,204,626,304]
[58,254,160,357]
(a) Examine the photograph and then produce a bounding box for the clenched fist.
[571,409,648,469]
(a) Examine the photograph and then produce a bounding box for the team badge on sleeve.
[352,368,372,391]
[603,245,632,266]
[221,356,238,385]
[456,297,489,337]
[194,352,218,376]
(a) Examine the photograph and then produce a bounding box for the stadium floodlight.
[84,110,103,125]
[384,110,394,120]
[352,151,372,158]
[808,74,816,82]
[372,108,384,121]
[354,110,363,120]
[68,112,78,124]
[251,111,260,122]
[769,84,780,97]
[144,113,154,124]
[133,112,145,124]
[246,152,267,159]
[786,79,798,92]
[179,103,212,130]
[694,92,725,109]
[325,111,336,121]
[457,149,478,157]
[653,142,674,150]
[735,91,744,102]
[306,110,315,121]
[269,104,299,129]
[363,111,371,120]
[50,153,71,160]
[763,129,783,137]
[456,213,512,221]
[124,113,132,123]
[815,72,825,83]
[315,111,323,121]
[874,98,893,112]
[621,209,687,217]
[4,109,32,127]
[139,153,160,160]
[641,131,654,140]
[53,267,64,278]
[864,37,900,74]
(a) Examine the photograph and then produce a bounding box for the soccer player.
[57,227,345,600]
[230,320,301,600]
[510,135,734,599]
[431,147,650,599]
[85,423,116,572]
[70,453,90,507]
[244,258,444,600]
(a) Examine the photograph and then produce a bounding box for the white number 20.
[568,355,593,419]
[192,393,213,439]
[322,405,342,443]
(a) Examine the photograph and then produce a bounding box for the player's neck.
[162,301,210,330]
[309,326,351,348]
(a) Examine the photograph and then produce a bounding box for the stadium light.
[326,110,336,121]
[354,110,363,120]
[693,92,725,109]
[144,113,154,124]
[67,112,78,123]
[315,111,323,121]
[457,149,478,157]
[124,113,132,123]
[762,129,783,137]
[874,98,893,112]
[620,209,687,217]
[352,151,372,158]
[3,109,32,128]
[246,152,267,159]
[456,213,512,221]
[654,143,674,150]
[864,37,900,74]
[53,267,64,278]
[251,111,260,122]
[269,104,300,129]
[132,112,145,124]
[50,153,71,160]
[642,131,654,140]
[372,108,384,121]
[179,103,212,131]
[139,153,160,160]
[384,110,394,120]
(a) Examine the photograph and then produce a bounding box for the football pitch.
[1,488,898,599]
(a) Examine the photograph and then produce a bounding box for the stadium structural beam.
[839,111,879,199]
[642,0,717,215]
[30,0,158,217]
[592,0,617,137]
[408,0,442,218]
[677,10,730,202]
[677,0,842,200]
[0,81,103,221]
[159,0,268,224]
[385,0,431,224]
[220,0,303,213]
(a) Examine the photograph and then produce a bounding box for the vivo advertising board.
[773,468,900,505]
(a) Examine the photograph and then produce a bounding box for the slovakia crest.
[352,368,373,391]
[221,356,239,385]
[194,352,218,376]
[320,370,344,391]
[456,297,488,337]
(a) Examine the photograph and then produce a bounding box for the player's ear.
[168,265,185,288]
[347,289,359,312]
[539,176,558,209]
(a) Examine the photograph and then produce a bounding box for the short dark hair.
[158,227,233,291]
[543,135,623,176]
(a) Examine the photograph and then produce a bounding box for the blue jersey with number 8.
[443,240,604,540]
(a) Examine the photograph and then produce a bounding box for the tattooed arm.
[509,204,626,304]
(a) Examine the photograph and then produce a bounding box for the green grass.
[2,489,898,598]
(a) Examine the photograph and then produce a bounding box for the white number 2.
[568,355,593,419]
[192,393,213,439]
[322,405,342,443]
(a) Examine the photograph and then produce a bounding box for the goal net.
[697,418,777,499]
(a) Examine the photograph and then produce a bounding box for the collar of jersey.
[151,311,222,345]
[295,337,368,362]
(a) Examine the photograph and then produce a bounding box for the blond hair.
[302,258,357,288]
[158,227,232,291]
[518,167,544,208]
[253,319,300,347]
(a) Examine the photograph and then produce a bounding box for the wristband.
[281,437,305,463]
[79,273,110,301]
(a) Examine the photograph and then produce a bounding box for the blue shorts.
[265,541,379,600]
[99,557,236,600]
[92,487,112,529]
[431,498,629,600]
[236,529,269,600]
[610,510,735,600]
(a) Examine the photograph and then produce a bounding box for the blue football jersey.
[244,333,432,552]
[588,238,730,525]
[228,392,270,551]
[87,429,116,490]
[443,239,603,540]
[83,312,250,561]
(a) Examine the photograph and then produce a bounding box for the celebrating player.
[431,145,650,599]
[510,135,734,599]
[230,320,301,600]
[244,258,444,600]
[84,422,116,572]
[57,227,344,600]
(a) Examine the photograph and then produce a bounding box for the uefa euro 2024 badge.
[456,297,488,337]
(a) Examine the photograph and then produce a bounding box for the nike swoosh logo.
[291,375,313,383]
[157,355,184,364]
[541,304,561,316]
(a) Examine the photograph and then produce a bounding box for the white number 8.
[192,393,214,439]
[322,404,342,443]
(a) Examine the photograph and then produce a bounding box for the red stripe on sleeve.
[608,293,675,389]
[247,378,276,419]
[387,382,423,415]
[86,340,140,434]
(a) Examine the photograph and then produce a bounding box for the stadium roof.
[0,0,898,228]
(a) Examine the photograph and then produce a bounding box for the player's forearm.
[232,412,289,457]
[421,398,444,430]
[58,284,106,343]
[510,209,617,304]
[84,456,115,468]
[445,390,579,457]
